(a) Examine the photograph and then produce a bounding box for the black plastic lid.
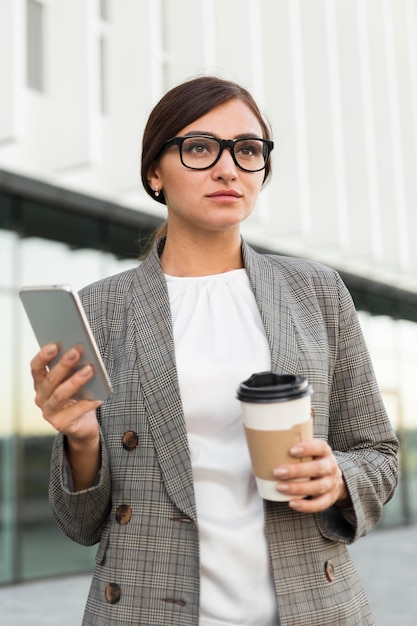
[236,372,313,403]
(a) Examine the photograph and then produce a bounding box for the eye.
[235,140,263,158]
[182,137,216,155]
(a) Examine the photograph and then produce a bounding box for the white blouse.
[166,269,279,626]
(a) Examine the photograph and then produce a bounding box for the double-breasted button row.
[118,431,136,526]
[122,430,138,450]
[105,583,186,607]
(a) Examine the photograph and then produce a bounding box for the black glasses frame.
[163,134,274,172]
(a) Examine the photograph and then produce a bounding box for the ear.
[147,164,163,194]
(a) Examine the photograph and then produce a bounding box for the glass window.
[0,285,20,586]
[358,312,417,526]
[20,432,97,580]
[0,230,16,289]
[27,0,44,92]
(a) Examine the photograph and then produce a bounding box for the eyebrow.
[182,131,264,140]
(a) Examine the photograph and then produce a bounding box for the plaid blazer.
[49,238,398,626]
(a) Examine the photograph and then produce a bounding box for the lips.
[207,189,241,198]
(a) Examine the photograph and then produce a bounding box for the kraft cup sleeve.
[243,420,313,480]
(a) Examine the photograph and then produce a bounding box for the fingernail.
[274,468,290,478]
[45,344,57,355]
[79,365,92,377]
[67,349,78,361]
[276,483,289,492]
[290,445,304,455]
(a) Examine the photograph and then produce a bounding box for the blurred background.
[1,0,416,585]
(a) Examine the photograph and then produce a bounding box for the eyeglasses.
[163,134,274,172]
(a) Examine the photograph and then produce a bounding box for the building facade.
[1,0,416,584]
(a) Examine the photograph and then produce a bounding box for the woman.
[31,76,398,625]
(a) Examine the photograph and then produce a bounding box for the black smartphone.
[20,284,113,401]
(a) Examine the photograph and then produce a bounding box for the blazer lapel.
[243,240,300,376]
[131,242,197,522]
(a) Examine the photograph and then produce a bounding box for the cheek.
[164,168,202,192]
[247,177,264,199]
[162,175,201,211]
[169,176,208,206]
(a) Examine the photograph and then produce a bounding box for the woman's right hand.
[31,343,103,490]
[31,343,102,441]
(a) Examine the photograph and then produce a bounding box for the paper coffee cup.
[237,372,313,501]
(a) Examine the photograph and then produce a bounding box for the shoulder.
[244,243,354,316]
[249,245,343,294]
[265,253,342,292]
[264,253,337,277]
[79,266,139,301]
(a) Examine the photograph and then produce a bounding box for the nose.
[211,146,238,181]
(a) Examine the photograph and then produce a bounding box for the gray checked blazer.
[49,238,398,626]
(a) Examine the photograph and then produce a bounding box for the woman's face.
[148,99,266,235]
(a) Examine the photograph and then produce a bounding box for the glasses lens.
[181,136,220,169]
[233,139,268,171]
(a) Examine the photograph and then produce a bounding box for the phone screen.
[20,285,112,401]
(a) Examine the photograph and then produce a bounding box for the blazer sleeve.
[317,271,399,544]
[47,279,120,546]
[48,419,112,546]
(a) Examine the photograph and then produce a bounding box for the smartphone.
[19,284,113,401]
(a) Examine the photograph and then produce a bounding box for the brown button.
[324,559,335,582]
[115,504,132,525]
[122,430,138,450]
[105,582,121,604]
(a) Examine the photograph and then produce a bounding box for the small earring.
[154,187,160,197]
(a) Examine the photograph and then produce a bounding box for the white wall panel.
[47,0,96,171]
[161,0,214,86]
[381,0,410,270]
[0,0,416,290]
[259,0,304,238]
[392,0,417,274]
[404,0,417,274]
[365,0,399,267]
[298,0,339,247]
[99,0,160,195]
[335,0,374,259]
[0,1,24,143]
[214,0,257,87]
[0,0,97,174]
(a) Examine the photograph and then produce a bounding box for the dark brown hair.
[141,75,273,206]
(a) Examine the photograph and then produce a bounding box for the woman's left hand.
[273,439,351,514]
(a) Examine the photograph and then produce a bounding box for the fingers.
[30,344,102,439]
[31,343,59,390]
[42,364,94,417]
[33,345,83,406]
[31,344,99,410]
[38,364,102,440]
[273,439,345,513]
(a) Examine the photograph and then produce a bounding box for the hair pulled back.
[141,76,273,205]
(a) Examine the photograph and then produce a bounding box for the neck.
[159,228,244,277]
